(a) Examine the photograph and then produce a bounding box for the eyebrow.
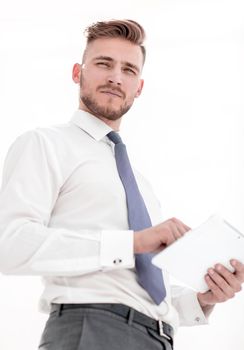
[93,56,140,73]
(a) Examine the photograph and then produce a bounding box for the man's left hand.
[197,259,244,309]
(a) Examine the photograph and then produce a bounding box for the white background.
[0,0,244,349]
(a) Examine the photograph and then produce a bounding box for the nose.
[107,69,122,86]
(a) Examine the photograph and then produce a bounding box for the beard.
[79,74,133,121]
[80,94,132,121]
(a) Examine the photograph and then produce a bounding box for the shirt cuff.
[100,230,135,269]
[175,291,209,326]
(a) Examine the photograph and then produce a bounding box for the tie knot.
[107,131,123,144]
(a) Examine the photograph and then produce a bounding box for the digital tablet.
[152,215,244,292]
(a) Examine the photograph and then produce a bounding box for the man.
[0,19,243,350]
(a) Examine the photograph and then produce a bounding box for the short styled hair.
[83,19,146,64]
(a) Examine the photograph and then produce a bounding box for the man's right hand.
[134,217,191,254]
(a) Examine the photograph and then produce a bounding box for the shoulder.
[8,121,76,154]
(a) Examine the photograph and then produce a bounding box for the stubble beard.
[79,75,133,121]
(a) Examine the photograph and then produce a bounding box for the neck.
[78,104,122,131]
[96,115,122,131]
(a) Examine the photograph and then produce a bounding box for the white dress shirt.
[0,110,208,331]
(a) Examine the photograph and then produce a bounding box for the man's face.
[77,38,144,121]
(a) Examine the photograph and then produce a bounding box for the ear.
[135,79,144,98]
[72,63,81,84]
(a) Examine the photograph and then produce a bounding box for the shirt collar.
[69,109,113,141]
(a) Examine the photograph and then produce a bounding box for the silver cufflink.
[113,258,122,265]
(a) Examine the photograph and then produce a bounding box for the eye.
[123,67,137,75]
[96,62,110,68]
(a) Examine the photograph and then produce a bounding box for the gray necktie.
[107,131,166,304]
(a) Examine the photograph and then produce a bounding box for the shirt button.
[113,258,122,265]
[195,317,201,322]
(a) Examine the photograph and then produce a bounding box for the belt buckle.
[158,320,171,341]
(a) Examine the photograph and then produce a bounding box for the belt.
[51,303,174,345]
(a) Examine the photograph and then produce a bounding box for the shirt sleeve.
[171,284,213,326]
[0,130,134,276]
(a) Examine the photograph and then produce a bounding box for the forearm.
[0,220,134,275]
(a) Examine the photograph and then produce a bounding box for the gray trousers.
[38,305,173,350]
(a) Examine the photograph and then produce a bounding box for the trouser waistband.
[50,303,174,346]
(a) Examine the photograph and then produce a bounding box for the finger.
[215,264,242,292]
[230,259,244,279]
[171,226,182,240]
[182,223,191,232]
[205,274,229,302]
[160,226,178,245]
[170,222,186,240]
[207,268,235,299]
[171,218,191,235]
[163,219,180,241]
[177,222,190,236]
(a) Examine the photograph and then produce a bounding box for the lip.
[100,90,123,98]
